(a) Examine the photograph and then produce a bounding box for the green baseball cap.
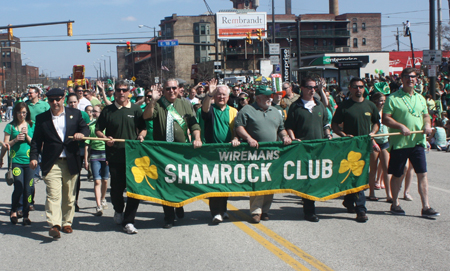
[255,85,273,96]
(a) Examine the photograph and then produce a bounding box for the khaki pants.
[250,195,274,215]
[44,159,78,227]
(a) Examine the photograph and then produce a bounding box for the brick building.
[0,33,23,93]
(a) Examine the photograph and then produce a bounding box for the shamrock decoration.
[131,156,158,190]
[339,151,365,184]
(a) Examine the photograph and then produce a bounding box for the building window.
[313,24,318,29]
[353,38,358,47]
[206,25,210,35]
[352,23,358,33]
[362,23,366,30]
[201,25,206,35]
[362,38,366,45]
[201,41,206,50]
[323,40,327,46]
[314,39,318,46]
[195,26,199,35]
[6,52,10,57]
[328,40,333,46]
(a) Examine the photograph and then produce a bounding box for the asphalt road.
[0,119,448,271]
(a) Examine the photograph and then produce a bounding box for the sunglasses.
[304,86,319,90]
[48,97,63,102]
[403,75,417,79]
[116,88,129,93]
[83,94,88,97]
[165,87,177,91]
[239,98,248,101]
[351,85,365,89]
[146,95,152,98]
[92,110,100,113]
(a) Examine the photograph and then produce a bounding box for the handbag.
[5,150,14,186]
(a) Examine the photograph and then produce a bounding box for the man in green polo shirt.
[235,85,292,223]
[285,77,331,223]
[201,79,240,224]
[383,67,439,218]
[26,87,50,122]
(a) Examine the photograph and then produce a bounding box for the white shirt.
[77,97,92,111]
[186,96,200,105]
[51,109,67,157]
[302,99,316,113]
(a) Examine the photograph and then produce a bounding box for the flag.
[161,65,169,71]
[125,136,371,207]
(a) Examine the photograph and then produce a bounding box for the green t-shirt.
[85,120,105,151]
[102,95,115,105]
[234,103,284,142]
[4,122,35,164]
[332,98,380,136]
[26,100,50,122]
[96,103,146,163]
[212,104,232,143]
[285,99,329,140]
[142,106,154,141]
[89,97,101,107]
[384,89,427,149]
[196,107,206,143]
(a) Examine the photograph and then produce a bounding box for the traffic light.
[246,32,252,44]
[126,41,131,53]
[86,42,91,53]
[67,22,73,37]
[256,29,263,41]
[7,25,13,41]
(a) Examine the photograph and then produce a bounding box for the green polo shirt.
[285,98,329,140]
[384,89,427,149]
[212,104,232,143]
[234,103,284,142]
[4,122,35,164]
[332,98,380,136]
[26,100,50,122]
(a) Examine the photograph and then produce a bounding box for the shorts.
[388,145,427,178]
[90,160,109,180]
[378,142,389,150]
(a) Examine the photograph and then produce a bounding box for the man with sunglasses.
[285,77,332,222]
[75,85,92,112]
[30,88,90,239]
[281,82,300,108]
[227,85,242,109]
[143,78,202,229]
[95,80,147,234]
[331,77,380,223]
[383,68,439,218]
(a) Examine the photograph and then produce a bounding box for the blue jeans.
[90,160,109,180]
[11,163,34,218]
[6,106,13,120]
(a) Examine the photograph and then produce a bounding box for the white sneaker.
[212,214,223,223]
[223,212,229,219]
[95,206,103,216]
[123,223,138,234]
[101,199,108,210]
[114,212,123,225]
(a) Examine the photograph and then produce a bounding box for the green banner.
[126,136,371,207]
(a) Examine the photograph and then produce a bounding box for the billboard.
[216,12,267,40]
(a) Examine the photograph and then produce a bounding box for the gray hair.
[115,79,129,90]
[165,78,179,87]
[216,85,230,95]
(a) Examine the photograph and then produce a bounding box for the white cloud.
[121,16,137,21]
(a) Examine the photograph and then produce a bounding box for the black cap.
[46,88,65,97]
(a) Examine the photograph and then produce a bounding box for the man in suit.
[30,88,90,239]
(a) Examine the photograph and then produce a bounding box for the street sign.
[275,64,281,73]
[428,65,437,77]
[214,61,222,73]
[158,39,179,47]
[131,76,136,81]
[269,43,280,55]
[423,50,442,65]
[155,77,159,84]
[270,56,280,65]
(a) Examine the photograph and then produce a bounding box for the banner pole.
[68,136,126,142]
[370,131,424,138]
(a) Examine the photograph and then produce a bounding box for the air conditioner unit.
[342,47,351,52]
[335,47,343,52]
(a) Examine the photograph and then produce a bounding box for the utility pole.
[396,28,400,51]
[272,0,276,74]
[430,0,437,100]
[438,0,442,50]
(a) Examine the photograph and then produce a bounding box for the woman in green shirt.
[0,102,34,225]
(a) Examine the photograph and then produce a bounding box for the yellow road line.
[226,202,334,271]
[201,200,309,270]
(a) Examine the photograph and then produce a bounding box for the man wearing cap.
[95,80,147,234]
[285,77,332,222]
[144,78,202,229]
[75,85,91,112]
[234,85,292,223]
[30,88,90,239]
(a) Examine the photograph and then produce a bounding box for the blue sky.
[1,0,448,78]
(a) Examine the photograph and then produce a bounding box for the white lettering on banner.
[218,150,280,162]
[163,160,333,185]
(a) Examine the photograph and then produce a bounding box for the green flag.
[126,136,371,207]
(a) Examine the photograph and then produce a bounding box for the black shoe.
[10,216,18,225]
[23,218,31,226]
[75,204,80,212]
[163,222,174,229]
[17,210,23,218]
[28,205,35,211]
[304,214,319,222]
[422,207,440,218]
[342,201,356,213]
[175,207,184,219]
[356,212,368,223]
[261,213,270,221]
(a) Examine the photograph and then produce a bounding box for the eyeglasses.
[86,110,93,113]
[116,88,129,93]
[18,112,27,115]
[304,86,319,90]
[146,95,152,98]
[83,94,88,97]
[76,89,83,92]
[403,75,417,79]
[239,98,248,102]
[351,85,365,89]
[165,87,177,91]
[92,110,100,113]
[48,97,63,102]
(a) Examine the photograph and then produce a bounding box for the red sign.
[389,51,450,75]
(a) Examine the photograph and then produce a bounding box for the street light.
[102,54,112,79]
